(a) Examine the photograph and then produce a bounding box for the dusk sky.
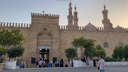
[0,0,128,28]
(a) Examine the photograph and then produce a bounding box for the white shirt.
[39,61,43,65]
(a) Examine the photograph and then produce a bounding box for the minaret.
[102,4,108,20]
[67,2,73,26]
[102,4,113,30]
[74,5,78,26]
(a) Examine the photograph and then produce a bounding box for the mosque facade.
[0,2,128,67]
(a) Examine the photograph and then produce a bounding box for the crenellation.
[0,22,30,28]
[21,23,23,27]
[0,22,2,26]
[7,23,9,27]
[61,25,63,29]
[13,23,14,27]
[9,23,11,27]
[24,23,26,27]
[64,26,66,29]
[31,12,59,18]
[18,23,20,27]
[15,23,17,27]
[3,22,5,26]
[60,25,67,29]
[27,24,29,27]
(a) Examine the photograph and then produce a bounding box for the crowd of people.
[36,59,70,68]
[36,55,105,72]
[16,59,26,68]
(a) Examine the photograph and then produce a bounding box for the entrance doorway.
[39,49,49,64]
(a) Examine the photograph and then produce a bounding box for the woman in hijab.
[60,59,64,67]
[69,60,72,67]
[86,57,89,68]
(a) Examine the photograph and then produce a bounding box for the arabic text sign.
[38,45,52,49]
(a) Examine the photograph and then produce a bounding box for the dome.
[83,22,97,30]
[115,25,124,29]
[85,22,96,27]
[115,25,124,31]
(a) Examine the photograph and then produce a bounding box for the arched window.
[119,42,124,47]
[104,42,109,48]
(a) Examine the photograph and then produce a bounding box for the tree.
[94,44,106,58]
[72,37,95,58]
[84,47,95,59]
[0,28,26,46]
[0,28,26,60]
[83,39,95,50]
[112,46,125,60]
[7,46,24,59]
[65,48,76,60]
[0,47,7,63]
[124,45,128,60]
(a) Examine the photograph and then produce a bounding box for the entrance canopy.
[38,45,52,49]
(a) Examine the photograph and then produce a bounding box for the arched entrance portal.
[37,28,53,65]
[39,49,49,64]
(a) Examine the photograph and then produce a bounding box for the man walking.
[98,55,105,72]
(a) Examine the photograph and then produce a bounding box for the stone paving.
[0,66,128,72]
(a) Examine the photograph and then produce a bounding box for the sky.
[0,0,128,28]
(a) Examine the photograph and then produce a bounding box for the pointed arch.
[104,42,109,48]
[119,42,124,47]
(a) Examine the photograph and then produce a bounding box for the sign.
[38,45,52,49]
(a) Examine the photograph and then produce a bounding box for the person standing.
[60,59,64,67]
[36,59,39,67]
[98,55,105,72]
[81,55,86,62]
[39,59,43,68]
[69,60,72,67]
[55,61,57,67]
[86,57,89,68]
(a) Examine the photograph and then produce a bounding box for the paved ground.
[1,66,128,72]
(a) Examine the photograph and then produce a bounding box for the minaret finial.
[117,24,119,26]
[69,1,71,6]
[42,11,44,14]
[104,4,106,10]
[75,4,77,12]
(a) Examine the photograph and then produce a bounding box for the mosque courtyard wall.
[59,29,128,61]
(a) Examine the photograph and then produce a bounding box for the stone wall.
[59,29,128,64]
